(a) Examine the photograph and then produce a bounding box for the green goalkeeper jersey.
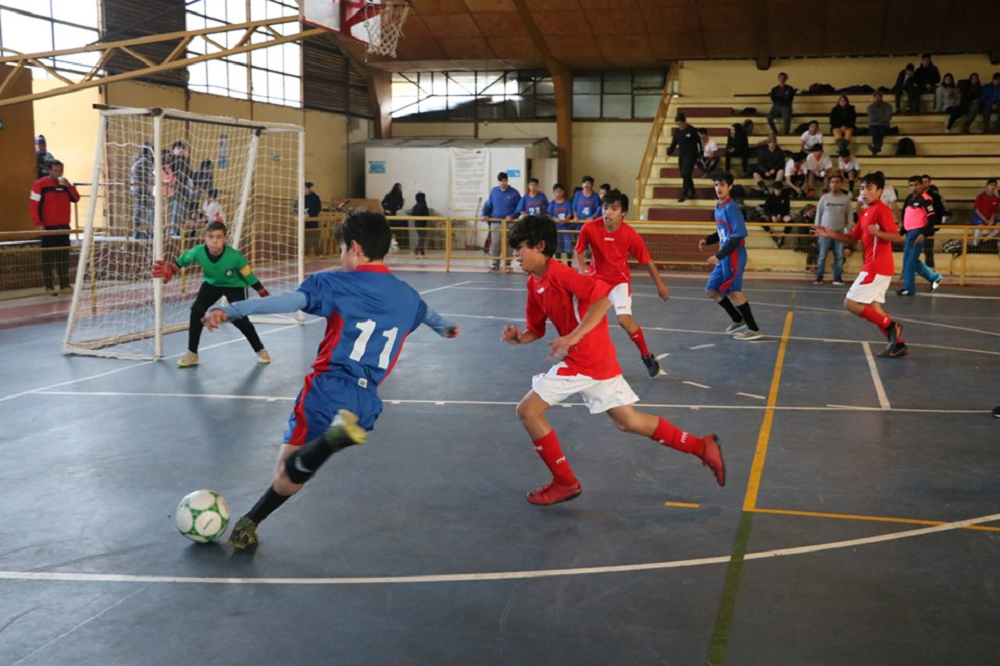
[177,245,259,288]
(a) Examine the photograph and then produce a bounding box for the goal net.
[64,106,305,360]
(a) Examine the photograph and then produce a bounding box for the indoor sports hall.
[2,2,1000,665]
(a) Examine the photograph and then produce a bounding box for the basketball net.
[361,1,410,58]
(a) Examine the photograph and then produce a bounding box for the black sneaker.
[641,353,661,378]
[993,405,1000,418]
[884,321,902,354]
[813,278,824,284]
[878,341,908,358]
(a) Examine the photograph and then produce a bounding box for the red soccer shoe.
[526,480,582,506]
[701,434,726,487]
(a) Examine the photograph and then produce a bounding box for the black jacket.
[667,125,701,159]
[726,124,749,154]
[829,104,857,129]
[769,84,795,106]
[756,145,785,172]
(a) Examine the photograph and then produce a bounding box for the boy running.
[700,172,763,340]
[814,171,907,357]
[574,189,669,378]
[502,214,725,506]
[152,221,270,367]
[203,210,459,548]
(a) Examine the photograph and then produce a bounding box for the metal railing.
[635,62,680,216]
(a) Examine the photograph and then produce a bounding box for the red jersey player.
[501,214,725,506]
[574,189,670,378]
[814,171,907,357]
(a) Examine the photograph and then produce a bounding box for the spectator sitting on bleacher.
[800,120,824,152]
[783,151,807,198]
[893,63,920,113]
[761,181,793,248]
[697,128,719,175]
[976,72,1000,135]
[829,96,857,153]
[767,72,796,136]
[838,148,860,193]
[753,134,785,194]
[935,73,962,134]
[958,73,983,134]
[867,91,893,155]
[972,178,999,247]
[804,144,832,198]
[915,54,942,96]
[725,123,750,176]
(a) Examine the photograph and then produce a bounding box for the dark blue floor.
[1,273,998,666]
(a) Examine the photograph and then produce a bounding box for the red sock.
[532,431,577,486]
[629,327,651,357]
[859,306,891,337]
[652,418,705,457]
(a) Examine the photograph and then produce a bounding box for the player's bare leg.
[618,313,660,377]
[516,391,581,505]
[606,405,725,486]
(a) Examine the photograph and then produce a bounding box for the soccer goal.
[64,106,305,360]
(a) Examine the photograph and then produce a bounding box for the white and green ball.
[175,490,230,543]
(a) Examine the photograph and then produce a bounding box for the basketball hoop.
[360,1,410,58]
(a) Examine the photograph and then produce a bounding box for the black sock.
[736,302,759,331]
[246,486,290,525]
[718,297,743,323]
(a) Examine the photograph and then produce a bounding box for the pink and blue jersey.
[516,192,549,216]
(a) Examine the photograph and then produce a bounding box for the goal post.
[63,106,306,360]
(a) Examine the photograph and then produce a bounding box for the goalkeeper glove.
[152,260,177,284]
[257,287,269,298]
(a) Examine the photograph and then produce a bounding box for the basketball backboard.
[301,0,342,32]
[301,0,409,57]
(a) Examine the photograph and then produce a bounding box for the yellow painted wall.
[32,79,101,190]
[1,65,37,231]
[678,55,995,98]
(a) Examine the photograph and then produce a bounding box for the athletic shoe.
[832,279,845,286]
[177,351,199,368]
[228,516,259,550]
[878,341,908,358]
[256,350,271,364]
[526,480,582,506]
[896,288,914,297]
[733,328,764,341]
[885,321,903,353]
[641,353,661,378]
[701,434,725,487]
[725,322,748,335]
[677,195,687,203]
[931,277,943,292]
[322,409,367,452]
[992,405,1000,418]
[813,278,824,284]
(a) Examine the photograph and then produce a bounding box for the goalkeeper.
[152,221,270,367]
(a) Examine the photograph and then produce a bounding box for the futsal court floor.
[1,270,998,666]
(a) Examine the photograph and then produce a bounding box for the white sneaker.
[257,349,271,364]
[931,277,942,292]
[725,322,748,334]
[733,328,764,341]
[177,351,199,367]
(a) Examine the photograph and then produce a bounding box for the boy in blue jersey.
[203,209,459,548]
[515,177,549,217]
[571,175,602,225]
[548,183,574,265]
[481,171,522,271]
[700,172,763,340]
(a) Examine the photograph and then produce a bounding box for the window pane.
[1,11,53,54]
[189,61,209,88]
[603,71,631,94]
[573,73,600,94]
[634,69,665,91]
[633,94,660,119]
[602,94,631,119]
[535,96,556,119]
[535,79,555,96]
[51,0,99,28]
[228,62,248,97]
[53,23,97,50]
[574,94,600,118]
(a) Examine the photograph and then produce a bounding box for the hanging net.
[361,1,410,58]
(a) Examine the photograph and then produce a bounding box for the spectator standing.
[480,172,521,271]
[958,73,983,134]
[30,160,79,294]
[129,142,154,239]
[935,73,962,133]
[382,182,406,251]
[804,144,833,197]
[299,182,323,256]
[515,178,549,217]
[972,178,1000,247]
[725,123,750,176]
[814,174,853,285]
[411,191,430,258]
[666,113,701,202]
[894,63,920,113]
[766,72,795,135]
[192,159,215,196]
[698,128,719,175]
[35,135,55,179]
[976,72,1000,135]
[800,120,824,152]
[867,91,893,155]
[548,183,574,265]
[829,95,857,153]
[752,134,786,193]
[838,149,860,193]
[898,175,943,296]
[168,141,194,237]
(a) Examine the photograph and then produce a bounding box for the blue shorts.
[705,246,747,294]
[556,222,577,254]
[283,373,383,445]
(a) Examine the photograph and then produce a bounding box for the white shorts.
[531,363,639,414]
[608,282,632,316]
[846,271,892,304]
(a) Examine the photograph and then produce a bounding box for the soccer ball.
[175,490,230,543]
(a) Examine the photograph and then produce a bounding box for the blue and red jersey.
[516,192,549,216]
[548,199,572,222]
[714,197,747,251]
[571,190,602,221]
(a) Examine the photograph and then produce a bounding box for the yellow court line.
[664,501,701,509]
[742,310,795,512]
[752,507,1000,533]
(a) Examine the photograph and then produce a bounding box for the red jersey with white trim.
[851,199,898,277]
[575,219,651,287]
[525,259,620,380]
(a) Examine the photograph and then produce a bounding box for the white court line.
[689,344,715,350]
[419,280,474,294]
[736,392,766,400]
[655,352,670,359]
[862,342,891,410]
[31,391,993,414]
[682,381,711,390]
[1,511,997,586]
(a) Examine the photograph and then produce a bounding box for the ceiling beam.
[751,0,771,71]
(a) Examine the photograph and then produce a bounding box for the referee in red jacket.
[30,160,79,294]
